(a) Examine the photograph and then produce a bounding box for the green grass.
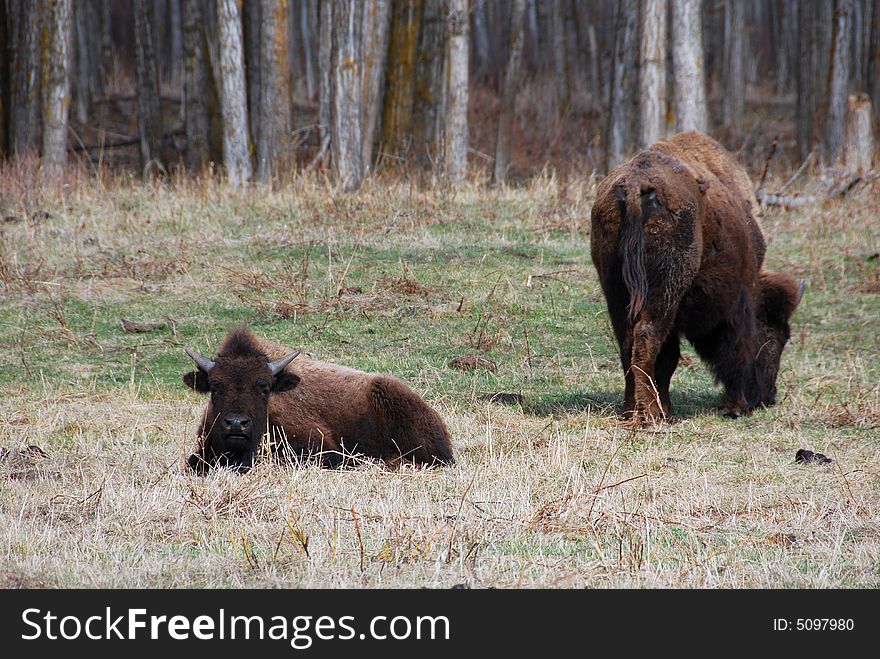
[0,171,877,588]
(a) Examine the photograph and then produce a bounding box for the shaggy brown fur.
[183,328,454,473]
[590,131,801,421]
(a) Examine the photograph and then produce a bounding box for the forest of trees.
[0,0,877,188]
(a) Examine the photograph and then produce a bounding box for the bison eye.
[256,381,271,397]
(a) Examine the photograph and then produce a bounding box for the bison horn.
[185,347,216,373]
[797,280,806,304]
[268,351,300,376]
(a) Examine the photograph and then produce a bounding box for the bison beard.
[183,328,454,473]
[590,131,801,422]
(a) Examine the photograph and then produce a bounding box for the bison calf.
[590,131,801,421]
[183,327,454,473]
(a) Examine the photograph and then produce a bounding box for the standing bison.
[590,131,801,421]
[183,327,454,473]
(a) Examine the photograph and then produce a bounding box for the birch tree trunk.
[361,0,391,176]
[331,0,364,191]
[825,0,853,165]
[218,0,253,187]
[671,0,707,134]
[639,0,667,149]
[493,0,526,185]
[182,0,211,169]
[607,0,639,169]
[444,0,469,185]
[722,0,745,134]
[255,0,291,182]
[134,0,164,168]
[380,0,422,159]
[40,0,72,172]
[8,0,41,154]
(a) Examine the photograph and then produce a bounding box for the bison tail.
[615,182,647,323]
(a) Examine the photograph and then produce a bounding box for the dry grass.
[0,165,878,588]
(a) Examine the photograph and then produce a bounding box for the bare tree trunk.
[361,0,391,176]
[380,0,422,159]
[242,1,261,155]
[868,0,880,109]
[444,0,468,184]
[844,91,873,173]
[471,0,491,84]
[98,0,113,99]
[796,0,816,158]
[722,0,745,134]
[169,0,183,88]
[494,0,526,185]
[607,0,639,169]
[412,0,446,166]
[0,0,9,157]
[218,0,253,187]
[639,0,667,148]
[550,0,569,111]
[183,0,211,169]
[318,0,332,157]
[299,0,318,101]
[331,0,365,191]
[671,0,707,134]
[134,0,164,168]
[72,1,91,124]
[825,0,853,165]
[255,0,291,181]
[41,0,72,172]
[8,0,41,154]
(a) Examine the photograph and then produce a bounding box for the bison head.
[755,273,804,407]
[183,339,300,474]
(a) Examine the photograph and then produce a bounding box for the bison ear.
[273,370,300,393]
[184,370,210,393]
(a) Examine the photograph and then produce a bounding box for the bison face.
[184,348,300,473]
[754,274,803,407]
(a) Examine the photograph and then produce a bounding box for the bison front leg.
[629,314,676,422]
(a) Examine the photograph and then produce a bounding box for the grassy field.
[0,165,877,588]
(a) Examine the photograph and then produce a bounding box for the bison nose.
[223,414,251,434]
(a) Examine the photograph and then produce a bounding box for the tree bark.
[182,0,212,169]
[255,0,291,182]
[550,0,569,111]
[412,0,446,166]
[331,0,365,191]
[72,1,91,125]
[825,0,853,165]
[217,0,253,187]
[639,0,667,148]
[8,0,41,155]
[361,0,391,176]
[607,0,639,170]
[493,0,526,185]
[0,0,9,157]
[722,0,745,134]
[380,0,422,159]
[318,0,332,157]
[671,0,707,134]
[844,91,873,174]
[443,0,468,184]
[299,0,318,101]
[41,0,72,172]
[134,0,164,168]
[242,1,261,157]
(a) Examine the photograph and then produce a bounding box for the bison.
[183,327,454,473]
[590,131,802,422]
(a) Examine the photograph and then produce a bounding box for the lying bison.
[183,327,454,473]
[590,131,802,421]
